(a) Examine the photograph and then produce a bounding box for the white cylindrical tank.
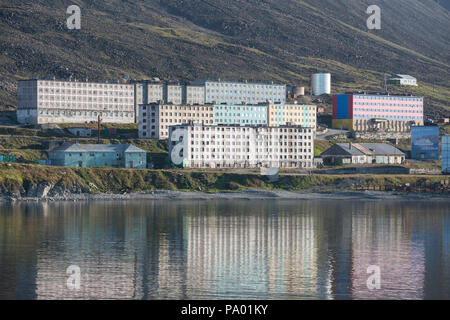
[311,73,331,96]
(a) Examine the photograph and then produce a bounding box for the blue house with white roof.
[49,143,147,168]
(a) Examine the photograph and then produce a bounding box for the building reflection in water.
[0,199,448,299]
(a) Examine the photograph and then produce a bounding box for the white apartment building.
[186,85,205,105]
[139,104,214,139]
[169,123,314,168]
[148,83,165,103]
[166,84,184,105]
[17,79,135,124]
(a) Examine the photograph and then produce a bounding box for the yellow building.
[268,103,317,129]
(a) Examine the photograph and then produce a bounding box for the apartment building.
[18,79,135,124]
[140,102,318,139]
[169,122,315,168]
[166,84,184,105]
[213,104,268,126]
[332,93,424,132]
[138,103,214,139]
[186,85,205,105]
[193,80,286,105]
[268,103,317,129]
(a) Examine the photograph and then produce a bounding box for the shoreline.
[2,189,450,202]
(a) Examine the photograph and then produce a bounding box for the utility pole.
[97,115,102,144]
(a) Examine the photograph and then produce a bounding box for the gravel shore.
[3,189,450,202]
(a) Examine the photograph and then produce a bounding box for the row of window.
[37,82,132,90]
[353,115,423,120]
[354,96,422,101]
[354,102,422,107]
[354,108,422,113]
[39,110,133,117]
[206,82,285,89]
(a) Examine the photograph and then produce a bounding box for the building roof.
[51,142,146,153]
[390,74,417,80]
[325,143,405,156]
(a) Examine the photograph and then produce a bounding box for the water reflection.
[0,200,448,300]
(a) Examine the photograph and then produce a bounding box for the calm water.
[0,199,448,300]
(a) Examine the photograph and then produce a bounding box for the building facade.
[186,85,205,105]
[169,123,314,168]
[321,143,405,165]
[332,93,424,132]
[140,102,318,140]
[18,80,135,124]
[166,84,184,105]
[138,104,214,139]
[443,136,450,174]
[213,104,268,126]
[411,126,440,160]
[268,103,317,129]
[194,80,286,105]
[49,143,147,168]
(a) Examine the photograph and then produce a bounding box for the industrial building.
[311,73,331,96]
[169,122,315,168]
[332,93,424,132]
[192,80,287,105]
[443,136,450,174]
[49,142,147,168]
[321,143,405,165]
[17,79,135,124]
[138,103,214,139]
[411,126,440,160]
[387,74,418,86]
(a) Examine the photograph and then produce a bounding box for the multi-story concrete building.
[213,104,268,126]
[18,79,135,124]
[169,122,314,168]
[268,103,317,129]
[332,93,424,132]
[140,102,317,139]
[147,82,165,103]
[49,142,147,168]
[186,85,205,105]
[138,103,214,139]
[166,84,184,105]
[193,80,286,105]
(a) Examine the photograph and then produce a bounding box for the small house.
[321,143,405,165]
[49,143,147,168]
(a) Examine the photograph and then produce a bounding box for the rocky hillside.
[0,0,449,116]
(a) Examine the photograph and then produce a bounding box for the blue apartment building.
[49,143,147,168]
[213,104,268,126]
[193,80,286,105]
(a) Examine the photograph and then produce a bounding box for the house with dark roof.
[321,143,405,165]
[49,143,147,168]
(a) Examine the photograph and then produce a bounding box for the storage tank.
[293,86,305,96]
[311,73,331,96]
